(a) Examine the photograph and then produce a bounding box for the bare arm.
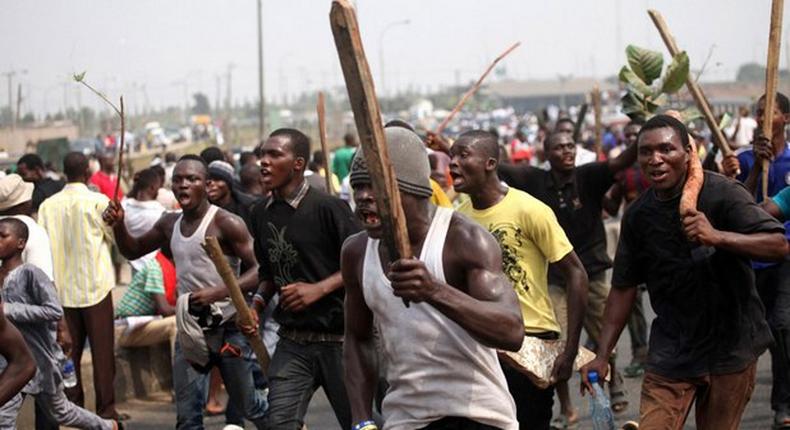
[548,251,589,382]
[607,139,638,173]
[389,218,524,351]
[682,210,789,261]
[602,183,623,217]
[152,293,175,317]
[341,233,377,424]
[579,286,637,394]
[218,211,259,293]
[0,306,35,405]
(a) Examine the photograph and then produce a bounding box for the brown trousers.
[639,361,757,430]
[63,292,117,420]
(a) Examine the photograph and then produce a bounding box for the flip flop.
[610,389,629,414]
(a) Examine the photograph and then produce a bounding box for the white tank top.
[362,206,518,430]
[171,205,239,316]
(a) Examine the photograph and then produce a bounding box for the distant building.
[484,78,618,113]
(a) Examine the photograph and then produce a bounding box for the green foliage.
[618,44,690,121]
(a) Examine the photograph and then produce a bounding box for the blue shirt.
[737,143,790,267]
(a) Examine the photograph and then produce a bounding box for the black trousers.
[501,364,555,430]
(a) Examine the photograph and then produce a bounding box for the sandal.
[623,362,645,378]
[610,388,629,414]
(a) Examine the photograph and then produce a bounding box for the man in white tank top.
[342,126,523,430]
[102,155,267,429]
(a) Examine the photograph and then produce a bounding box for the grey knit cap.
[349,127,432,198]
[208,160,235,189]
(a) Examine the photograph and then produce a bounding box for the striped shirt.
[38,183,115,308]
[116,258,164,318]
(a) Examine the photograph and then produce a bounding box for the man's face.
[259,136,301,192]
[755,97,789,137]
[547,133,576,172]
[637,127,689,194]
[352,183,383,239]
[206,177,230,204]
[449,138,494,194]
[555,121,574,135]
[624,124,641,146]
[16,163,41,183]
[171,161,208,210]
[0,225,23,260]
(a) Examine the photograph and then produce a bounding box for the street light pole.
[257,0,265,141]
[378,19,410,98]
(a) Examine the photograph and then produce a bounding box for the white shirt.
[0,215,54,281]
[121,197,166,271]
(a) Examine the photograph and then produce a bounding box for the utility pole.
[257,0,265,140]
[214,74,221,115]
[15,83,23,128]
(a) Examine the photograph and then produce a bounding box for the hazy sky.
[1,0,783,116]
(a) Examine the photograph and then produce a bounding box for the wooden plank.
[317,91,333,195]
[330,0,412,306]
[648,10,734,159]
[572,103,588,144]
[435,42,521,135]
[591,85,603,158]
[202,237,270,373]
[761,0,785,199]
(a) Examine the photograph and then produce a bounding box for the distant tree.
[191,93,211,115]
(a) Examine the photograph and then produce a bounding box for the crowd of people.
[0,91,787,430]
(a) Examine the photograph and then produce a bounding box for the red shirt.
[90,171,123,200]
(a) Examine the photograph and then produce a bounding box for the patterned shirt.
[116,258,165,318]
[38,183,115,308]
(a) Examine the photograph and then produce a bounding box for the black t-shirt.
[613,172,781,378]
[32,178,65,212]
[498,162,614,282]
[250,186,360,334]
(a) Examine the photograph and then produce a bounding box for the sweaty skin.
[342,183,524,424]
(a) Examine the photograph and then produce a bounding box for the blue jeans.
[173,327,268,429]
[265,337,351,430]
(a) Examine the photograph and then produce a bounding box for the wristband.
[352,420,377,430]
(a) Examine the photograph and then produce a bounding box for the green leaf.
[677,106,703,124]
[626,45,664,85]
[619,66,652,97]
[660,51,690,94]
[718,112,733,130]
[646,94,669,112]
[72,71,86,82]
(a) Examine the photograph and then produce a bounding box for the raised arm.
[341,233,377,425]
[607,137,638,173]
[388,216,524,351]
[0,305,35,406]
[102,200,170,260]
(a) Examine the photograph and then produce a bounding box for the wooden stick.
[572,103,588,144]
[202,236,270,373]
[761,0,784,200]
[591,85,603,158]
[113,96,125,203]
[317,91,333,195]
[648,10,734,160]
[435,41,521,135]
[330,0,411,306]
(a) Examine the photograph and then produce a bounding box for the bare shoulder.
[341,230,369,263]
[155,212,180,237]
[445,212,502,267]
[214,208,248,235]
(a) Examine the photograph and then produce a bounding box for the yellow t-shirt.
[429,179,453,208]
[458,187,572,334]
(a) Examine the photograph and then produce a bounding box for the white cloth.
[121,198,166,271]
[575,145,598,166]
[734,116,757,148]
[0,215,54,281]
[157,188,179,210]
[362,207,518,430]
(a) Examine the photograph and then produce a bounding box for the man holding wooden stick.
[241,128,359,430]
[101,155,268,429]
[343,126,522,430]
[727,92,790,428]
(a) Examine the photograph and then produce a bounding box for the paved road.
[109,310,776,430]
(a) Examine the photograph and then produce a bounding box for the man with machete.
[343,126,523,430]
[580,115,788,429]
[101,155,267,429]
[241,128,360,430]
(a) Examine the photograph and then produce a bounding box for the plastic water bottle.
[62,359,77,388]
[588,371,615,430]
